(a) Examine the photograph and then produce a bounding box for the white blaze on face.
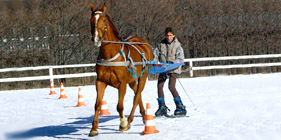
[94,14,100,44]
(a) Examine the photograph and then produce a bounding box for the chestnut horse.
[89,3,153,136]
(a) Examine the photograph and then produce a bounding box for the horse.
[89,3,153,137]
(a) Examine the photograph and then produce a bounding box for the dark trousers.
[157,73,180,98]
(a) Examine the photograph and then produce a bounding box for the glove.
[154,62,161,66]
[172,59,182,64]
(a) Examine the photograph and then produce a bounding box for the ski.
[155,114,189,119]
[170,115,189,118]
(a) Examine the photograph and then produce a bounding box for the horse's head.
[90,3,108,47]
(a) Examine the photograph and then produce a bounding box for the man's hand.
[155,62,161,66]
[172,59,183,64]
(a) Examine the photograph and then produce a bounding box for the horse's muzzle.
[92,36,102,47]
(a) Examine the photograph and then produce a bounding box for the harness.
[93,11,156,82]
[97,37,152,82]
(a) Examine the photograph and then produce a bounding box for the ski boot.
[174,97,187,116]
[155,98,170,117]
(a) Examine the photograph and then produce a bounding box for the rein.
[102,40,150,45]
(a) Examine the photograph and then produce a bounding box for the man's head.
[165,27,175,43]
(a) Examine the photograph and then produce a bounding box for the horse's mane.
[106,15,121,40]
[92,9,121,40]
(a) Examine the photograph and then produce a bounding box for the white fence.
[0,64,96,83]
[0,54,281,83]
[184,54,281,77]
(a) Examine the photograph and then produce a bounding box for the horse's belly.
[97,71,121,88]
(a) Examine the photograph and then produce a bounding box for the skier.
[153,27,187,117]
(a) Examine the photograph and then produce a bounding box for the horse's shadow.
[6,115,142,140]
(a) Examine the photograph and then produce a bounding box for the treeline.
[0,0,280,89]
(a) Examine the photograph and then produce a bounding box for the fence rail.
[0,54,280,83]
[184,54,281,77]
[0,64,96,83]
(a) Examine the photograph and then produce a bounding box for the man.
[153,27,186,117]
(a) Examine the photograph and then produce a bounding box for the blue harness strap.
[140,53,147,77]
[97,37,149,83]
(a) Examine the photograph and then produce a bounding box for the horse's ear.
[103,3,107,13]
[90,3,95,12]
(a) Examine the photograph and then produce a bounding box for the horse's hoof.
[88,131,98,137]
[119,125,131,132]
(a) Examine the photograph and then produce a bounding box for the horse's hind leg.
[117,82,129,131]
[127,76,147,127]
[129,82,145,124]
[138,93,146,124]
[89,81,107,137]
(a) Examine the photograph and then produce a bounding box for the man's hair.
[165,27,174,35]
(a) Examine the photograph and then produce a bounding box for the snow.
[1,73,281,140]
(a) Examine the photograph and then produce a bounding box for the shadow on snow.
[6,115,142,139]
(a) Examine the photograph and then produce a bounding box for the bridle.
[92,11,108,42]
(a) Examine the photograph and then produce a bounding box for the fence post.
[49,66,57,95]
[189,60,193,77]
[49,67,54,81]
[49,67,55,88]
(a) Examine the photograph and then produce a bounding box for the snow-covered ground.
[1,73,281,140]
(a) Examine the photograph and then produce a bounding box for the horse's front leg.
[127,76,147,127]
[89,80,107,137]
[117,82,129,131]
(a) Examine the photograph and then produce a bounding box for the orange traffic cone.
[49,80,56,95]
[58,82,67,99]
[99,99,111,116]
[76,87,86,107]
[142,103,159,135]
